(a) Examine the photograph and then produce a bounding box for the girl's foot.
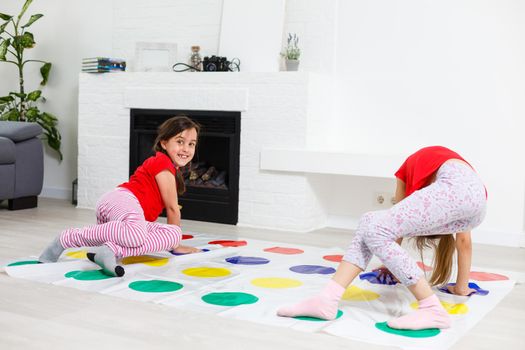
[87,246,125,277]
[387,294,451,330]
[276,280,344,320]
[39,236,65,263]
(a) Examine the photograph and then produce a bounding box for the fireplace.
[129,109,241,224]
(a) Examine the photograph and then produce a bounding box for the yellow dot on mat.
[65,250,87,259]
[182,267,231,278]
[121,256,169,267]
[440,301,469,314]
[410,300,468,315]
[250,277,303,289]
[342,285,380,301]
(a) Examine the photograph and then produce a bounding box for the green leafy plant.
[0,0,62,160]
[281,33,301,60]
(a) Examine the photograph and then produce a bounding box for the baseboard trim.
[40,187,71,200]
[326,215,525,248]
[470,228,525,248]
[326,215,360,232]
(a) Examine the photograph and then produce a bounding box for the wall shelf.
[260,149,403,179]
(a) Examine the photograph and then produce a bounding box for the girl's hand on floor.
[447,284,476,296]
[172,245,201,254]
[373,266,399,284]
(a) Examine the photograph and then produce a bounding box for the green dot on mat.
[65,269,113,280]
[294,309,344,322]
[201,292,259,306]
[375,322,441,338]
[8,260,41,267]
[129,280,183,293]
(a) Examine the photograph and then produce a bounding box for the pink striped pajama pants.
[59,188,181,258]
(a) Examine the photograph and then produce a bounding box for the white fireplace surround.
[78,72,340,231]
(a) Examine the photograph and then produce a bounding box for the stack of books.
[82,57,126,73]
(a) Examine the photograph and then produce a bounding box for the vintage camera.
[202,55,229,72]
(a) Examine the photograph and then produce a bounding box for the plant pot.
[285,59,300,71]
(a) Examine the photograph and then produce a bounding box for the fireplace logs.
[184,163,227,189]
[130,108,240,224]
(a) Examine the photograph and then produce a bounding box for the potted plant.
[281,33,301,71]
[0,0,62,160]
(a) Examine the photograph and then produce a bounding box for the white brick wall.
[283,0,338,74]
[110,0,338,74]
[78,72,330,231]
[113,0,224,68]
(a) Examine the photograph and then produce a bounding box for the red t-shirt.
[119,152,176,222]
[394,146,468,197]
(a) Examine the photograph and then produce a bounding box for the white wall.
[0,0,112,199]
[2,0,523,244]
[282,0,338,75]
[331,0,525,244]
[112,0,223,70]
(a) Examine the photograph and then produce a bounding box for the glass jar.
[190,46,202,72]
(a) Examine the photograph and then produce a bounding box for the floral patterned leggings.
[342,161,487,286]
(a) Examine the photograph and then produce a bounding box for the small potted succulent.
[281,33,301,71]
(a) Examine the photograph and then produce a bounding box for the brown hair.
[153,115,200,195]
[414,234,456,286]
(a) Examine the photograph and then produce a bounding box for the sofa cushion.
[0,164,15,198]
[0,121,43,142]
[0,136,16,164]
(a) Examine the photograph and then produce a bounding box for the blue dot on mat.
[225,256,270,265]
[289,265,336,275]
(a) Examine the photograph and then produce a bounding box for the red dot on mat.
[417,261,433,271]
[469,271,509,281]
[208,240,247,247]
[264,247,304,255]
[182,234,194,240]
[323,255,343,262]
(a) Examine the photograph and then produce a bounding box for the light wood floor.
[0,198,524,350]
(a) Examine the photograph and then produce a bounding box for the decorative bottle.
[190,46,202,72]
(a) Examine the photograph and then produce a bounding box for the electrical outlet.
[374,192,394,208]
[390,196,397,205]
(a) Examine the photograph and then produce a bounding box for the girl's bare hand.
[373,266,399,284]
[447,284,476,296]
[172,245,201,254]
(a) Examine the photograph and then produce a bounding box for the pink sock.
[276,279,345,320]
[387,294,451,330]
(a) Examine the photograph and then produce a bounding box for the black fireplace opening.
[129,109,240,224]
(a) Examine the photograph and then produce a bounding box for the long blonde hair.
[414,234,456,286]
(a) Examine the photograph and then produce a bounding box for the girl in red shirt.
[39,116,200,277]
[277,146,487,331]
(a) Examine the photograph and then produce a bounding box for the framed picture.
[134,42,178,72]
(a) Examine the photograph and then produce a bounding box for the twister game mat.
[2,232,516,349]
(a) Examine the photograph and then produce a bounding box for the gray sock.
[39,235,65,263]
[88,246,125,277]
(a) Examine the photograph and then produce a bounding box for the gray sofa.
[0,121,44,210]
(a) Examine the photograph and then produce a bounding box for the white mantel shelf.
[80,71,314,85]
[260,149,403,178]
